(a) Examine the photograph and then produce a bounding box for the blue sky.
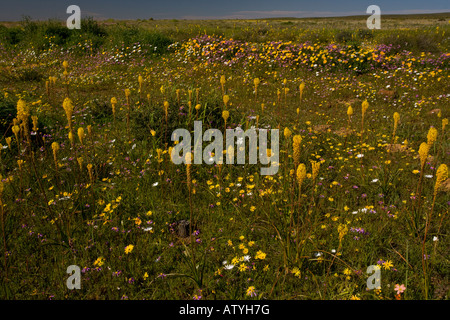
[0,0,449,21]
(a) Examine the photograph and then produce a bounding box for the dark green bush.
[0,26,25,45]
[0,95,15,138]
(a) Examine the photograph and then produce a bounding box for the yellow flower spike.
[195,104,201,111]
[296,163,306,187]
[338,224,348,241]
[293,135,302,169]
[261,103,265,113]
[220,75,226,94]
[77,127,85,145]
[77,157,83,171]
[442,118,448,131]
[284,127,291,139]
[222,110,229,128]
[17,159,24,171]
[299,82,305,101]
[51,142,59,166]
[175,89,180,104]
[62,60,68,70]
[393,112,400,129]
[253,78,260,87]
[68,131,74,147]
[62,97,74,128]
[138,75,143,92]
[185,152,192,190]
[347,105,353,117]
[5,137,12,149]
[124,89,131,98]
[17,99,29,123]
[311,160,320,181]
[87,125,92,136]
[150,129,156,137]
[31,115,38,132]
[434,164,448,196]
[362,100,369,116]
[12,125,20,137]
[223,94,230,107]
[426,127,438,147]
[188,89,192,102]
[87,163,94,183]
[418,142,429,169]
[163,101,169,120]
[110,97,117,120]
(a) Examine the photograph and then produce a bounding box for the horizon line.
[1,9,449,22]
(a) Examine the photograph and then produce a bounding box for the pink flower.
[394,284,406,294]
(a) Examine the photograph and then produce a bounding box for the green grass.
[0,14,449,300]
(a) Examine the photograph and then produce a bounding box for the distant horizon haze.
[0,0,449,21]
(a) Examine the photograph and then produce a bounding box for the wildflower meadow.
[0,14,449,301]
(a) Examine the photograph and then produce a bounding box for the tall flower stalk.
[254,78,260,101]
[422,163,448,299]
[111,97,117,124]
[125,89,131,137]
[186,152,194,246]
[0,176,7,280]
[295,163,306,261]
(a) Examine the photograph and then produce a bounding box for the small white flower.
[433,236,438,242]
[152,182,159,187]
[242,255,251,262]
[424,175,433,179]
[356,154,364,158]
[143,227,153,232]
[371,179,379,183]
[224,264,235,270]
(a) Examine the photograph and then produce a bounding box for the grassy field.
[0,14,449,300]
